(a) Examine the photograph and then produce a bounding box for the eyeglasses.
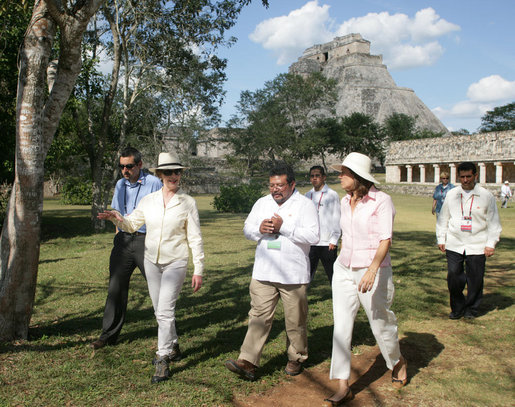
[269,183,290,190]
[161,169,182,176]
[119,163,137,169]
[441,177,449,180]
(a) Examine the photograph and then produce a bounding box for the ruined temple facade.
[385,130,515,186]
[289,33,449,134]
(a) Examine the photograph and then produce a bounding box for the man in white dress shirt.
[437,162,502,320]
[225,163,320,380]
[501,180,512,208]
[305,165,341,284]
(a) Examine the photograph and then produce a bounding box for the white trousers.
[144,258,187,358]
[330,261,401,380]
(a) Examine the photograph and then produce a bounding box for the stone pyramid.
[289,33,449,134]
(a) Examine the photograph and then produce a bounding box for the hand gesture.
[259,219,275,234]
[97,210,122,222]
[270,213,283,233]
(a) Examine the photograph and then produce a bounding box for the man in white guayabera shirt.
[305,165,341,285]
[225,163,319,381]
[437,162,501,320]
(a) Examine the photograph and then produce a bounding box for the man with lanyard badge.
[436,162,501,320]
[91,147,162,349]
[305,166,341,285]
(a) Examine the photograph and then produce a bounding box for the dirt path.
[233,346,411,407]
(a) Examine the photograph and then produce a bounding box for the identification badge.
[267,240,281,250]
[461,216,472,232]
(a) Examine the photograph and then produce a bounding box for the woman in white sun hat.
[323,152,407,406]
[98,151,204,384]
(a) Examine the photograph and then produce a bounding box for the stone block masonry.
[385,130,515,186]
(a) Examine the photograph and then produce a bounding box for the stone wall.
[386,130,514,165]
[385,130,515,185]
[381,183,505,200]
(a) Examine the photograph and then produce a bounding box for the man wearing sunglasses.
[91,147,162,349]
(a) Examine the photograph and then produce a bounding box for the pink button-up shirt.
[337,186,395,268]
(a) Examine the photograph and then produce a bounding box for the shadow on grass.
[349,332,444,395]
[41,208,102,241]
[478,292,513,315]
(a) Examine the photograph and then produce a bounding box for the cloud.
[336,7,460,69]
[249,1,334,65]
[466,75,515,102]
[432,101,492,119]
[432,74,514,127]
[387,42,443,70]
[250,3,460,69]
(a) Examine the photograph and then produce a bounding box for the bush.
[212,182,264,213]
[0,182,12,226]
[60,177,92,205]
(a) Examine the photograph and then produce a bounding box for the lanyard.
[124,182,142,214]
[460,193,474,217]
[310,191,324,210]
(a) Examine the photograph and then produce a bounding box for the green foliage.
[479,101,515,132]
[382,112,417,141]
[60,177,93,205]
[451,128,471,136]
[383,112,444,141]
[0,2,32,183]
[226,72,338,171]
[212,182,264,213]
[0,181,12,226]
[339,112,386,162]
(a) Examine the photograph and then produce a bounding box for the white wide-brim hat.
[149,152,189,173]
[505,181,510,184]
[330,152,379,184]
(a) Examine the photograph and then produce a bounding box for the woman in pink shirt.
[323,152,407,406]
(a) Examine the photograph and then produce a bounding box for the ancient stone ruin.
[289,33,449,134]
[385,130,515,186]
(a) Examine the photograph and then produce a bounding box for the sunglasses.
[119,163,137,169]
[161,169,182,176]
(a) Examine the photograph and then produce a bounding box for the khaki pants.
[239,279,308,366]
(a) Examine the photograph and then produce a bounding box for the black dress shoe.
[464,309,477,319]
[449,311,463,320]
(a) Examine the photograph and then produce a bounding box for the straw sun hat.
[330,152,379,184]
[149,152,189,173]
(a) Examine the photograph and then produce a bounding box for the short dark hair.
[309,165,325,176]
[270,162,295,184]
[457,162,477,175]
[120,146,142,164]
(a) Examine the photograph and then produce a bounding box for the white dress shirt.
[436,184,501,255]
[501,184,512,198]
[113,189,205,275]
[305,184,341,246]
[244,190,320,284]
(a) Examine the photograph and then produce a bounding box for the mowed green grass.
[0,186,513,407]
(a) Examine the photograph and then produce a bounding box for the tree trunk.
[0,3,56,341]
[0,0,102,341]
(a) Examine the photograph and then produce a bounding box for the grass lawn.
[0,184,513,406]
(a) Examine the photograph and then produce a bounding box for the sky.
[217,0,515,132]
